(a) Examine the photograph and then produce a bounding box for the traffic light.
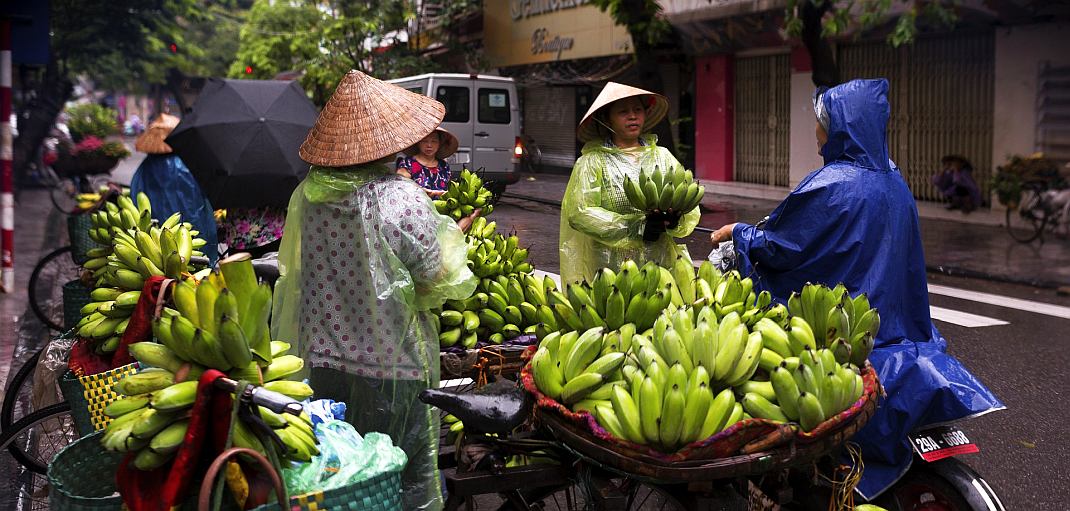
[169,43,178,54]
[244,65,253,75]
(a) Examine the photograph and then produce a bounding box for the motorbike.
[871,423,1005,511]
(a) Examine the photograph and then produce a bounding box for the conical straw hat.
[134,113,181,154]
[300,70,446,166]
[577,82,669,143]
[403,127,459,160]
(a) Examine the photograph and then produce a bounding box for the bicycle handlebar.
[212,377,303,416]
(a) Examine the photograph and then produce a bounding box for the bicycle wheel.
[0,402,76,475]
[1,348,50,430]
[1005,203,1050,244]
[28,246,84,332]
[512,477,687,511]
[50,177,80,215]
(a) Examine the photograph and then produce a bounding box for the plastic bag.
[707,241,737,272]
[32,336,75,411]
[282,416,407,495]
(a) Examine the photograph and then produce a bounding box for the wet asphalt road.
[492,195,1070,510]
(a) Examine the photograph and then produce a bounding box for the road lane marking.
[928,284,1070,320]
[929,306,1009,328]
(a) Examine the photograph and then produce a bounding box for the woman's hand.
[425,189,446,198]
[458,208,483,233]
[711,223,737,244]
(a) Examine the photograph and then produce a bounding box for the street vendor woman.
[559,83,700,285]
[710,79,1003,500]
[397,126,482,232]
[130,113,219,263]
[272,70,477,511]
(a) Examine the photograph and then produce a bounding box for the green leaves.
[781,0,957,48]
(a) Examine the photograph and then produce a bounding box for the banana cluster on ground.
[530,262,876,450]
[75,192,208,353]
[438,273,553,348]
[623,165,705,215]
[432,169,495,220]
[104,256,317,469]
[786,283,879,365]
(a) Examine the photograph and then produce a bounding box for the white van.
[388,73,521,190]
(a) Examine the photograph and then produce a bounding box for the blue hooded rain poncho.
[731,79,1004,499]
[130,154,219,263]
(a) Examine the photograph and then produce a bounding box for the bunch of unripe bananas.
[623,165,705,215]
[529,261,878,451]
[787,283,879,363]
[438,273,556,348]
[465,230,533,279]
[75,192,208,353]
[103,256,316,470]
[433,169,495,220]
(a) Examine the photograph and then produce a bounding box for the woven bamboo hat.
[300,70,446,166]
[403,128,459,160]
[577,82,669,142]
[134,113,180,154]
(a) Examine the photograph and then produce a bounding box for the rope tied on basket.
[473,347,507,387]
[819,442,864,511]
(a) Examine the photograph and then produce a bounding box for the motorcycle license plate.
[910,425,979,462]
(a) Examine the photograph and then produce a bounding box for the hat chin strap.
[594,117,618,136]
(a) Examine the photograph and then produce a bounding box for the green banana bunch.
[786,283,880,363]
[432,169,495,220]
[465,231,533,279]
[622,165,704,215]
[437,273,545,348]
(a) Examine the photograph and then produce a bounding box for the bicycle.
[420,374,874,511]
[1005,181,1070,243]
[0,403,76,511]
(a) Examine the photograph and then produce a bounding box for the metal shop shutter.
[521,86,577,169]
[734,53,791,187]
[1037,63,1070,167]
[839,33,994,204]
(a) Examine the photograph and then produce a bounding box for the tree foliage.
[230,0,432,105]
[50,0,207,90]
[784,0,957,48]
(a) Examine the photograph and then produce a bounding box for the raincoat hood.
[819,79,892,171]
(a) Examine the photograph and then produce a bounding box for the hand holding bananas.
[623,165,704,221]
[76,191,209,354]
[433,169,495,221]
[529,261,877,452]
[103,255,317,470]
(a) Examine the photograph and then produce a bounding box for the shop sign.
[511,0,591,20]
[485,0,632,67]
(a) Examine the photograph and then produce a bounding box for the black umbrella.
[166,78,318,209]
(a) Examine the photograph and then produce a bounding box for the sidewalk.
[505,173,1070,288]
[0,150,144,393]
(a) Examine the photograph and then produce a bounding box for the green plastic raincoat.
[272,164,477,511]
[559,136,700,284]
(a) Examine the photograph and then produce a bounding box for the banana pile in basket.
[530,260,879,452]
[75,192,208,353]
[102,256,317,470]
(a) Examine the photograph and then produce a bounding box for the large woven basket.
[67,214,96,263]
[48,431,124,511]
[251,469,404,511]
[58,363,139,437]
[62,279,93,332]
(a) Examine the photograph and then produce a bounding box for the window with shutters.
[1036,63,1070,168]
[839,33,994,204]
[734,53,791,187]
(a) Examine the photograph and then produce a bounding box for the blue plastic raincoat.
[130,154,219,263]
[731,79,1004,499]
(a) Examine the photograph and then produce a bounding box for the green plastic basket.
[251,469,404,511]
[67,214,96,265]
[58,363,139,438]
[63,279,93,332]
[48,431,124,511]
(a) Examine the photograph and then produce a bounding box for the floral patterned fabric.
[396,156,452,191]
[218,207,286,250]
